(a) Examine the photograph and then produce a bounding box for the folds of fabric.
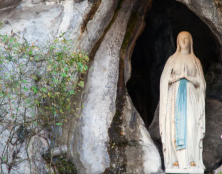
[159,55,206,169]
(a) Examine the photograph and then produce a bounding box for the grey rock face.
[1,0,222,173]
[123,96,161,174]
[68,0,162,173]
[149,98,222,172]
[214,165,222,174]
[0,0,162,173]
[176,0,222,46]
[32,0,44,4]
[0,0,92,173]
[203,98,222,171]
[26,134,51,174]
[0,0,22,10]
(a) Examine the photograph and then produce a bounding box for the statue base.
[165,168,204,174]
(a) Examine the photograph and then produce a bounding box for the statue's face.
[178,32,190,50]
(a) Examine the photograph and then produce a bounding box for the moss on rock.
[121,11,138,52]
[90,0,126,60]
[81,0,102,33]
[54,156,77,174]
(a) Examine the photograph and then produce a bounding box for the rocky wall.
[0,0,222,173]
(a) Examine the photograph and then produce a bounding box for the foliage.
[0,25,89,173]
[54,156,77,174]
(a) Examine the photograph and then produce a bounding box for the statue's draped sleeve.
[195,57,206,148]
[159,56,175,151]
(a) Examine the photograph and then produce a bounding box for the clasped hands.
[170,65,190,83]
[170,65,199,87]
[179,65,188,80]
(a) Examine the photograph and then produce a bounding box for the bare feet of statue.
[190,162,196,166]
[173,161,179,166]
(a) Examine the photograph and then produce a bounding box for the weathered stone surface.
[176,0,222,46]
[214,165,222,174]
[1,0,222,173]
[26,134,51,174]
[0,0,162,173]
[123,96,161,174]
[203,98,222,172]
[32,0,44,4]
[67,0,161,173]
[0,0,21,10]
[0,0,92,173]
[149,98,222,172]
[0,126,51,174]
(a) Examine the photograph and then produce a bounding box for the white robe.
[159,54,206,170]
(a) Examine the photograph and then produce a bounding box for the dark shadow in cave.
[126,0,221,128]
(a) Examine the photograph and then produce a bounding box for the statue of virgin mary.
[159,31,206,173]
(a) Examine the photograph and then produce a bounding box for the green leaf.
[55,123,62,126]
[40,88,47,92]
[31,86,38,93]
[69,90,75,95]
[23,86,28,92]
[53,78,58,83]
[78,81,84,88]
[61,73,67,77]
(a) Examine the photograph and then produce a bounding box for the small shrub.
[0,23,89,172]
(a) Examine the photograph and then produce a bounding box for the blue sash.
[175,78,187,150]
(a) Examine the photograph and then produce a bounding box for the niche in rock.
[126,0,221,128]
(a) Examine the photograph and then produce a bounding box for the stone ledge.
[165,168,204,174]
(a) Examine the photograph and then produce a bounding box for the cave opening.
[126,0,221,128]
